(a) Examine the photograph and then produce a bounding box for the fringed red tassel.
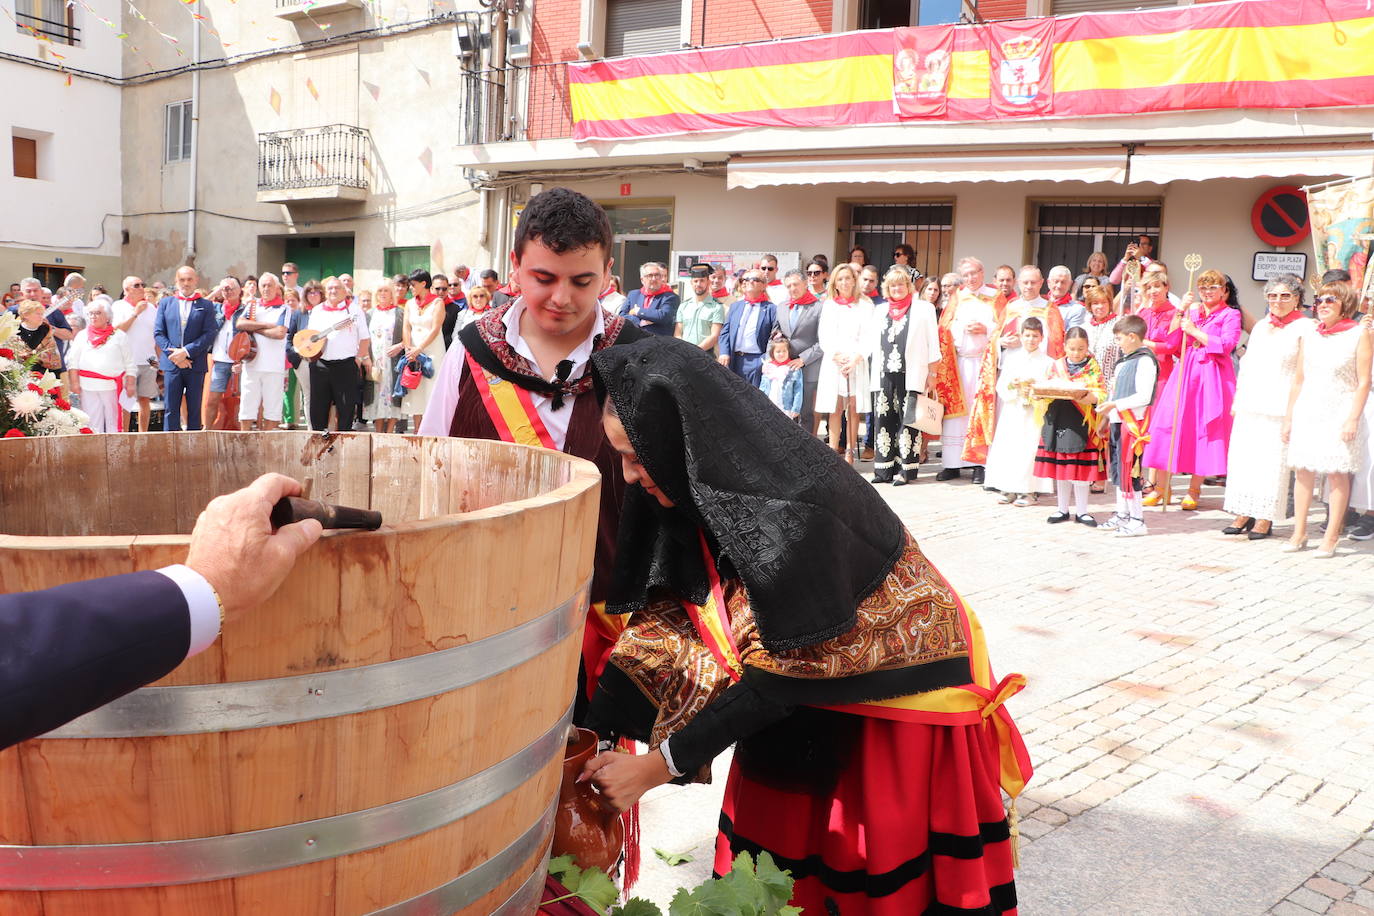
[617,737,642,894]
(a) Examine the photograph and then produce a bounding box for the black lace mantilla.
[591,336,905,652]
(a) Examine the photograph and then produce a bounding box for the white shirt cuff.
[658,738,685,778]
[156,564,222,658]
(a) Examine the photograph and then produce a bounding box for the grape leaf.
[614,898,664,916]
[654,847,696,866]
[752,852,793,909]
[548,854,581,885]
[576,866,620,914]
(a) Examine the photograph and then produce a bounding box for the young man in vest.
[419,187,645,721]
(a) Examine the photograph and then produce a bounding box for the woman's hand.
[1343,417,1359,442]
[405,347,421,361]
[1280,419,1292,444]
[385,343,404,358]
[1180,291,1197,311]
[579,748,671,813]
[1169,314,1183,333]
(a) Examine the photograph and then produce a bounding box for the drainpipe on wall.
[186,0,201,264]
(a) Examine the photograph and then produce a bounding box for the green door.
[383,246,432,280]
[284,237,355,285]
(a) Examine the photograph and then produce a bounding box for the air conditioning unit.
[508,42,530,64]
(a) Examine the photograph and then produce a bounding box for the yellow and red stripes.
[465,351,557,450]
[569,0,1374,141]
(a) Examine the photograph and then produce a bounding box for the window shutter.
[605,0,680,58]
[12,137,37,179]
[165,104,178,162]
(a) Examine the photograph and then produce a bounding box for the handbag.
[902,392,944,438]
[399,360,422,390]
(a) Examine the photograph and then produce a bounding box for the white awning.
[726,152,1128,190]
[1127,145,1374,184]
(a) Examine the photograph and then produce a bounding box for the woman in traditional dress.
[363,284,404,433]
[1083,286,1121,391]
[816,263,872,464]
[1221,274,1311,539]
[868,268,940,486]
[1283,281,1372,557]
[1141,270,1240,509]
[582,336,1030,915]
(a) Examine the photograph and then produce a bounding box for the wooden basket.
[0,431,602,916]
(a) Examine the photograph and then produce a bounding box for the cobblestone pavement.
[633,462,1374,914]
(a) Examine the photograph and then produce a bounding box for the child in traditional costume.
[758,339,803,419]
[583,336,1031,916]
[1097,315,1159,537]
[1035,326,1107,526]
[984,317,1054,506]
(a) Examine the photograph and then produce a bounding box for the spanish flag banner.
[568,0,1374,141]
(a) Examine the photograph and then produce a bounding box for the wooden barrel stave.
[0,432,599,914]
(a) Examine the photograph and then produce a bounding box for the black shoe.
[1076,514,1099,527]
[970,467,985,485]
[1350,517,1374,541]
[892,477,908,487]
[1047,511,1071,524]
[871,474,892,484]
[935,468,961,482]
[1247,526,1273,540]
[1222,517,1256,535]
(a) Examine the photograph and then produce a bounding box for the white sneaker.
[1116,518,1148,537]
[997,492,1016,505]
[1100,513,1127,531]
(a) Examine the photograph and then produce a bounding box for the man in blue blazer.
[716,267,777,387]
[0,474,322,750]
[153,265,219,430]
[616,262,680,337]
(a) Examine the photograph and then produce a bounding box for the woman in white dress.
[1221,274,1312,539]
[364,284,405,432]
[816,263,872,464]
[983,317,1054,505]
[1283,281,1372,557]
[401,269,448,430]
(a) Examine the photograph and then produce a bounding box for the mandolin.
[293,315,356,361]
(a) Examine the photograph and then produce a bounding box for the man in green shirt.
[674,264,725,353]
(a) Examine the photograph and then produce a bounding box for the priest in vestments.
[933,257,1004,483]
[418,188,645,723]
[963,265,1064,467]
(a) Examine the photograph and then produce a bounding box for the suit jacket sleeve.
[286,310,305,368]
[718,308,737,355]
[153,300,172,354]
[0,571,192,749]
[638,292,680,329]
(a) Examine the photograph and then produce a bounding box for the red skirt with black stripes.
[715,714,1017,915]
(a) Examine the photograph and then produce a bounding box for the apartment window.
[165,100,193,163]
[605,0,681,57]
[15,0,78,45]
[32,264,80,290]
[1030,201,1161,278]
[383,246,431,279]
[845,202,955,281]
[860,0,961,30]
[13,136,38,179]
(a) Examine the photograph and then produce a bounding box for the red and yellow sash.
[678,537,1031,798]
[465,351,557,449]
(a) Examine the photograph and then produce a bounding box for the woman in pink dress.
[1142,269,1242,510]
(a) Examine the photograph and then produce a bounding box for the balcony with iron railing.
[460,62,573,145]
[273,0,363,19]
[256,124,371,205]
[15,10,79,45]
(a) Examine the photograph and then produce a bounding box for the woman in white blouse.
[816,263,873,464]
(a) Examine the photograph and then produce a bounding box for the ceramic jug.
[552,726,624,872]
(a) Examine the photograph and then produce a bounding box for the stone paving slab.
[631,458,1374,912]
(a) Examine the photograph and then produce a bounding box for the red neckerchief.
[374,301,397,311]
[87,325,115,348]
[1052,293,1073,307]
[1147,297,1174,315]
[641,285,672,298]
[446,292,465,305]
[788,291,818,310]
[468,301,491,314]
[1268,309,1303,329]
[768,357,791,367]
[260,297,285,310]
[60,304,74,316]
[711,287,728,299]
[743,292,769,304]
[887,294,913,321]
[412,293,438,312]
[598,285,617,301]
[496,284,515,296]
[832,295,856,307]
[1090,311,1115,326]
[175,294,199,303]
[321,299,350,312]
[1317,318,1358,336]
[767,279,783,287]
[222,300,240,323]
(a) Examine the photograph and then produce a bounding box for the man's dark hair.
[811,253,830,271]
[1022,316,1044,334]
[392,274,408,285]
[1322,268,1352,284]
[432,273,449,285]
[480,269,499,281]
[408,269,431,287]
[1116,314,1147,337]
[513,187,613,262]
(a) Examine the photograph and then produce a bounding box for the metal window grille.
[1030,201,1161,280]
[165,100,193,164]
[256,125,371,192]
[844,202,956,282]
[459,63,571,144]
[15,0,78,45]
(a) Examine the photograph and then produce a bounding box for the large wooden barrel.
[0,431,602,916]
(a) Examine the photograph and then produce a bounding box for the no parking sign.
[1251,185,1311,247]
